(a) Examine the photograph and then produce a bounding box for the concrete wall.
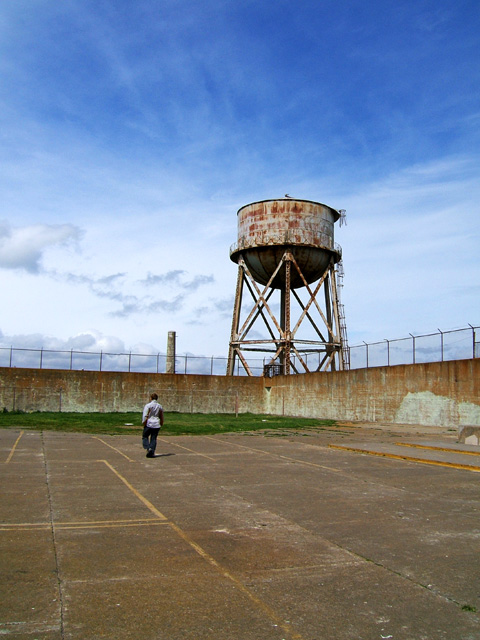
[264,359,480,427]
[0,368,265,415]
[0,358,478,427]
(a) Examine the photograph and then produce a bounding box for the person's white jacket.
[142,400,163,428]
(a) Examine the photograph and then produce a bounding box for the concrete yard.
[1,423,479,639]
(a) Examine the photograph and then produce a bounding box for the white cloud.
[0,328,125,353]
[0,221,83,273]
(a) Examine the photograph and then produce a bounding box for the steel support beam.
[227,250,345,376]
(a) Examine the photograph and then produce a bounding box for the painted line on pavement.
[5,430,24,464]
[56,521,169,530]
[92,436,135,461]
[99,460,168,519]
[0,518,167,532]
[168,519,305,640]
[328,445,480,473]
[157,437,216,461]
[204,435,345,474]
[101,458,305,640]
[394,442,480,456]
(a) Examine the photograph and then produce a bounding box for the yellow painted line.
[101,459,305,640]
[157,438,216,461]
[167,521,304,640]
[99,460,167,520]
[54,518,163,526]
[0,524,50,531]
[92,436,135,461]
[5,430,24,464]
[394,442,480,456]
[204,435,344,474]
[56,521,168,531]
[328,445,480,473]
[0,519,167,532]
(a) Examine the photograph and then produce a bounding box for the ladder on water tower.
[336,260,350,370]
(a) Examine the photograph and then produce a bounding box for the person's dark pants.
[142,426,160,453]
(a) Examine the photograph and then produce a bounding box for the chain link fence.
[0,347,232,376]
[0,325,478,376]
[349,325,479,370]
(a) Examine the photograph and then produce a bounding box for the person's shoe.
[146,450,154,458]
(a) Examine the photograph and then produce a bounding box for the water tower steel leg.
[227,266,244,376]
[323,271,335,371]
[329,261,344,371]
[228,256,284,375]
[228,247,345,375]
[288,254,342,372]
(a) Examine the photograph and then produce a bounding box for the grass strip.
[0,411,337,436]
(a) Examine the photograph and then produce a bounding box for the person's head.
[150,393,158,401]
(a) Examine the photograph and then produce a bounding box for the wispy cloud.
[0,221,83,273]
[140,271,186,287]
[0,327,126,353]
[140,271,215,291]
[111,295,185,318]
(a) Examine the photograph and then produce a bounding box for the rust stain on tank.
[230,198,341,288]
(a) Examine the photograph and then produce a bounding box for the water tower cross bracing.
[227,198,349,376]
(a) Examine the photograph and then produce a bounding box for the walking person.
[142,393,164,458]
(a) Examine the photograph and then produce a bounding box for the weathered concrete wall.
[0,359,478,427]
[264,359,480,427]
[0,368,264,415]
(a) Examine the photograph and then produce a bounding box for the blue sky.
[0,0,479,360]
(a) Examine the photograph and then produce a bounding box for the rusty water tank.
[230,198,342,289]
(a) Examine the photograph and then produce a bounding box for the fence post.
[363,342,369,368]
[9,346,13,368]
[409,334,416,364]
[438,329,444,362]
[468,324,475,359]
[385,339,390,366]
[70,349,73,370]
[99,351,103,371]
[185,355,188,375]
[40,348,43,369]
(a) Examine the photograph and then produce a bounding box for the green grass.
[461,605,477,613]
[0,411,337,436]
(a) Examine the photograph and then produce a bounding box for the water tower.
[227,198,348,376]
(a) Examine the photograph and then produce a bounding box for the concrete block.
[458,426,480,446]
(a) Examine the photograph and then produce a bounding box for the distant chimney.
[166,331,176,374]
